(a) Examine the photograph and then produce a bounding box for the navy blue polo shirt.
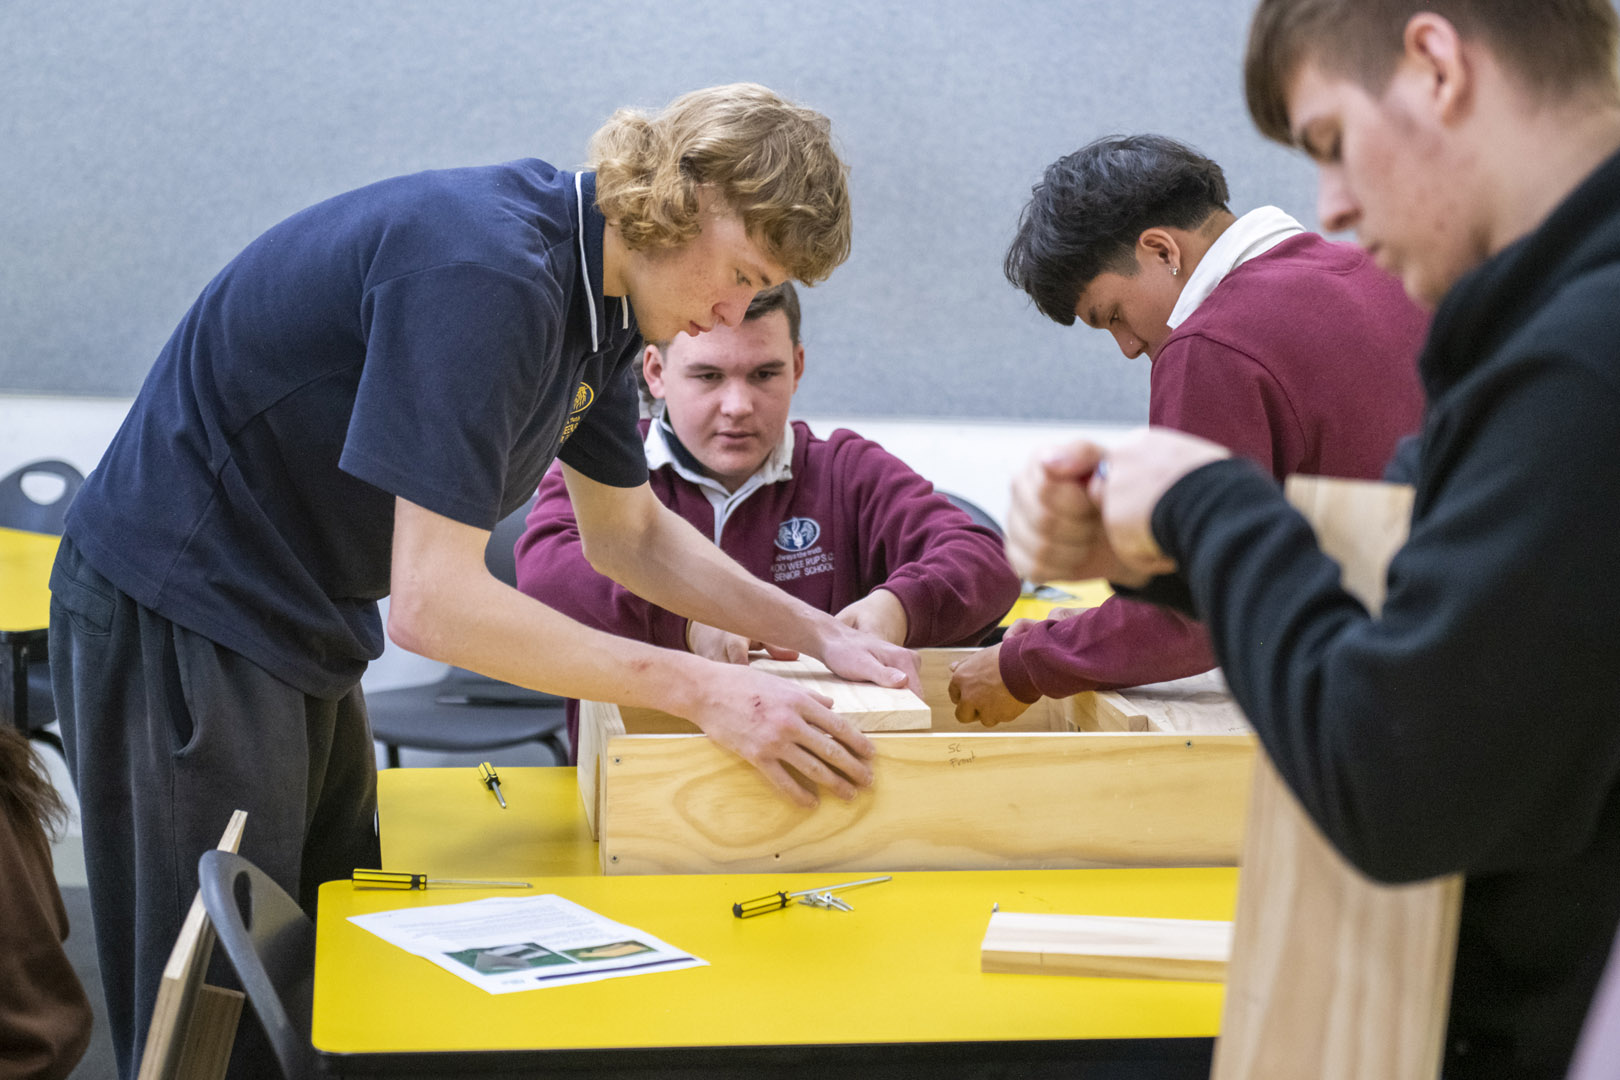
[66,162,647,698]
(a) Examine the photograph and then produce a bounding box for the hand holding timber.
[833,588,909,645]
[1084,427,1230,580]
[815,621,921,695]
[688,662,876,808]
[1005,439,1116,582]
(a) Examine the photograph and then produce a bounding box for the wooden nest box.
[578,651,1256,875]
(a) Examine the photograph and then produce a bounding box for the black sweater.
[1146,148,1620,1079]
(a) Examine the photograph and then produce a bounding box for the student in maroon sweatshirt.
[516,283,1021,755]
[948,134,1426,726]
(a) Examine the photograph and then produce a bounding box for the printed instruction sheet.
[350,893,706,993]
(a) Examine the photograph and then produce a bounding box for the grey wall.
[1,0,1321,422]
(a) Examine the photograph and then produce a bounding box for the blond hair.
[589,83,852,285]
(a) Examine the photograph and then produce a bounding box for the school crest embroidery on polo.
[560,382,594,443]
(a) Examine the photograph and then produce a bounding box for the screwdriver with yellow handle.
[352,869,532,890]
[732,875,891,917]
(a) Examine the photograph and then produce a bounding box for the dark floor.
[62,884,116,1079]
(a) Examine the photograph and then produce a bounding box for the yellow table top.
[314,865,1234,1056]
[342,767,1234,1060]
[0,526,59,634]
[1000,579,1112,627]
[378,763,599,877]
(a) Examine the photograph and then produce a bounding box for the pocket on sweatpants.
[166,626,204,757]
[49,555,115,637]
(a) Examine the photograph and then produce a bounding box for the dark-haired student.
[1005,2,1620,1076]
[517,283,1020,755]
[949,134,1426,726]
[0,727,91,1080]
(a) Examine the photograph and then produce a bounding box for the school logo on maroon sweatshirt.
[774,517,821,552]
[773,517,832,582]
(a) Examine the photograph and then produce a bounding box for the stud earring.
[1171,265,1180,277]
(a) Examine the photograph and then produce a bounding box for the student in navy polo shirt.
[948,134,1425,726]
[47,83,917,1079]
[1006,3,1620,1075]
[516,282,1021,754]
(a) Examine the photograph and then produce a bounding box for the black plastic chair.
[938,490,1014,644]
[939,489,1003,537]
[367,502,568,768]
[20,669,58,754]
[0,459,83,756]
[196,849,316,1080]
[0,459,83,535]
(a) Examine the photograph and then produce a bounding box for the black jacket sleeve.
[1151,358,1620,884]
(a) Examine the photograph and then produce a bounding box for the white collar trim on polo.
[574,171,631,353]
[1166,205,1306,329]
[645,414,797,544]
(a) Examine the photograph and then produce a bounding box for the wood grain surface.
[598,730,1254,874]
[1212,477,1461,1080]
[982,911,1232,982]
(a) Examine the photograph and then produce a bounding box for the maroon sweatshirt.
[516,420,1021,749]
[998,233,1428,703]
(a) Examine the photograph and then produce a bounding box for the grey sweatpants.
[48,536,380,1080]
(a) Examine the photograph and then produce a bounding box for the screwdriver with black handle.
[352,869,531,890]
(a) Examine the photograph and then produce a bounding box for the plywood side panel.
[1214,757,1463,1079]
[600,732,1255,875]
[575,698,625,842]
[1285,475,1414,613]
[137,810,248,1080]
[1213,477,1460,1080]
[981,912,1232,982]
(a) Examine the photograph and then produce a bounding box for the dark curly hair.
[1004,135,1230,325]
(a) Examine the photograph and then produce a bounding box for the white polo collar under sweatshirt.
[1167,205,1306,329]
[644,414,797,544]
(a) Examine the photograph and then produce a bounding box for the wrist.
[656,649,722,720]
[873,587,911,645]
[812,609,858,654]
[995,636,1045,704]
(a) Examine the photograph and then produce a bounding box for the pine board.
[982,912,1232,982]
[598,730,1254,874]
[1211,476,1461,1080]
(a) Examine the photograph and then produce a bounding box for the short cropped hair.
[1245,0,1620,145]
[589,83,852,285]
[743,282,802,345]
[1003,135,1231,326]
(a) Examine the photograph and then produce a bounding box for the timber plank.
[1211,476,1461,1080]
[576,698,626,841]
[1073,671,1251,735]
[137,810,248,1080]
[748,654,930,730]
[981,912,1232,982]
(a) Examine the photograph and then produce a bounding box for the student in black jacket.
[1004,3,1620,1078]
